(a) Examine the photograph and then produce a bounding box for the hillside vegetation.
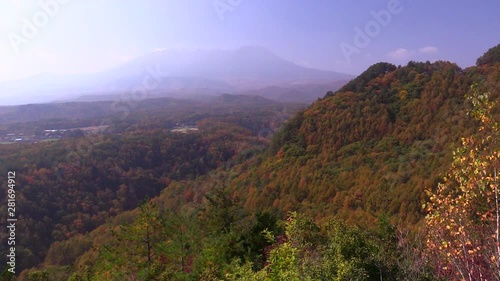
[231,60,499,225]
[3,44,500,280]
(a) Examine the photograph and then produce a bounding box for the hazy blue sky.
[0,0,499,81]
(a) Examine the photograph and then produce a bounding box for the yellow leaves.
[442,241,448,248]
[424,84,500,277]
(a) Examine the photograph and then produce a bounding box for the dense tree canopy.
[477,43,500,66]
[4,45,500,280]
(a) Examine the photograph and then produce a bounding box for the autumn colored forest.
[1,44,500,280]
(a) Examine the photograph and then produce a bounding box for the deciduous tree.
[425,84,500,280]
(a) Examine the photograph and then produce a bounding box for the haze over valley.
[0,46,353,105]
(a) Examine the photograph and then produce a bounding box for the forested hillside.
[230,60,481,225]
[4,44,500,280]
[0,98,303,276]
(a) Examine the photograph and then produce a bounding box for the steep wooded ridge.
[5,45,500,280]
[230,51,500,225]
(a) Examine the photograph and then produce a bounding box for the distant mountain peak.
[0,46,353,105]
[235,45,277,56]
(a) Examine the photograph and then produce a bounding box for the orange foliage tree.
[425,84,500,280]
